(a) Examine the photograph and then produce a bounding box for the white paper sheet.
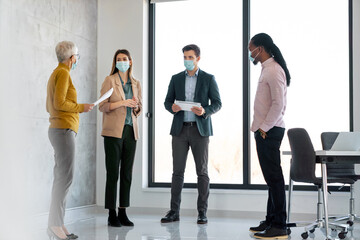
[175,100,201,111]
[93,88,114,106]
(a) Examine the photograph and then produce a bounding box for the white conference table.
[316,150,360,239]
[283,150,360,239]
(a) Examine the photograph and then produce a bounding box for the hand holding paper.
[191,105,205,116]
[174,100,201,111]
[172,103,181,113]
[83,104,94,112]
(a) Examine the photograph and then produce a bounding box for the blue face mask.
[249,47,259,62]
[71,60,77,70]
[184,60,195,71]
[116,61,130,73]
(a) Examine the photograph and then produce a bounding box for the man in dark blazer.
[161,44,221,224]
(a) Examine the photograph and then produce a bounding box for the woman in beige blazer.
[99,49,142,227]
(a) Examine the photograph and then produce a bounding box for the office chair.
[287,128,353,239]
[321,132,360,226]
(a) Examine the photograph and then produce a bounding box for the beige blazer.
[99,73,142,140]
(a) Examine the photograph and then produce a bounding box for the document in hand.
[93,88,114,106]
[175,100,201,111]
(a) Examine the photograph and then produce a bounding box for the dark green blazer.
[164,69,222,137]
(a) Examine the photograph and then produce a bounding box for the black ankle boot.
[108,209,121,227]
[118,208,134,226]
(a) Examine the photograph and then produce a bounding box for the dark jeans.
[255,126,286,229]
[104,125,136,209]
[171,124,210,212]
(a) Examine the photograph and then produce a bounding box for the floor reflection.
[107,225,134,240]
[31,211,360,240]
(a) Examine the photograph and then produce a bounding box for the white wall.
[0,0,98,238]
[97,0,360,216]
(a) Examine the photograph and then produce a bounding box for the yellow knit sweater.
[46,63,84,133]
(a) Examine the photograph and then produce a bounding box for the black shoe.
[108,209,121,227]
[197,211,208,224]
[254,226,288,239]
[66,233,78,239]
[249,221,270,233]
[161,210,180,223]
[118,208,134,226]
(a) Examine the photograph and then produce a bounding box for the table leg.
[321,160,331,239]
[287,175,293,223]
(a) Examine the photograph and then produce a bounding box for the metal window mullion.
[148,2,156,187]
[243,0,250,187]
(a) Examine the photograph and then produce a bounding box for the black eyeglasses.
[71,54,80,60]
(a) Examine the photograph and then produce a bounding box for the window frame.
[147,0,354,191]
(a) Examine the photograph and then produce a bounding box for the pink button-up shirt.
[251,58,287,133]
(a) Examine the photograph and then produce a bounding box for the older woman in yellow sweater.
[46,41,93,240]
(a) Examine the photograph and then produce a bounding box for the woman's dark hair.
[182,44,201,57]
[109,49,135,82]
[251,33,291,86]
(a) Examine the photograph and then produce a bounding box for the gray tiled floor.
[33,211,360,240]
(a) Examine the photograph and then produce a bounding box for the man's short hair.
[182,44,200,57]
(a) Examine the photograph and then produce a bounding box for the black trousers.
[104,125,136,209]
[255,126,286,229]
[171,124,210,212]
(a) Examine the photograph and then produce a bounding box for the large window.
[152,0,243,185]
[149,0,352,188]
[250,0,350,184]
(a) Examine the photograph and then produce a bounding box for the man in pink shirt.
[248,33,291,239]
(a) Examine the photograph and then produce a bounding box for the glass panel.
[154,0,243,184]
[250,0,349,184]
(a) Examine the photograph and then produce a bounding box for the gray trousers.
[171,124,209,212]
[48,128,76,227]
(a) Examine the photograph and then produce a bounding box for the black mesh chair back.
[287,128,321,185]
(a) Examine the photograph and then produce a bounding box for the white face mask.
[71,59,78,70]
[249,47,260,62]
[184,60,195,71]
[116,61,130,72]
